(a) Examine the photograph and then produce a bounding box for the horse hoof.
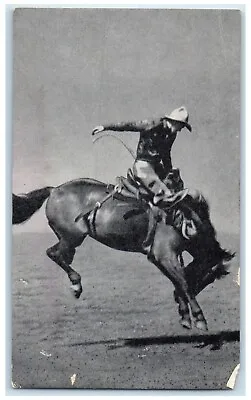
[71,283,82,299]
[179,318,192,330]
[74,290,82,299]
[195,320,208,331]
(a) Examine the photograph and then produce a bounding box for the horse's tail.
[12,186,54,225]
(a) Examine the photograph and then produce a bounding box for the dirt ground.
[11,231,240,390]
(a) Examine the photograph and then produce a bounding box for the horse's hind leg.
[46,235,86,299]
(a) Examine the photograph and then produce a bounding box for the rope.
[93,133,136,159]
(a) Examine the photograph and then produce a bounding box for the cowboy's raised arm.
[92,118,162,135]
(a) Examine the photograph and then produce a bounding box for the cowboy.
[92,106,191,207]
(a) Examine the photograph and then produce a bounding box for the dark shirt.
[103,118,177,171]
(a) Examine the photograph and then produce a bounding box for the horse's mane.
[182,194,234,264]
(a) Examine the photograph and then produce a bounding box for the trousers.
[132,159,173,201]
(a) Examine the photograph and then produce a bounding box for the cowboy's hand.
[92,125,104,136]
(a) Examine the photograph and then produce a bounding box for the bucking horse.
[12,170,234,331]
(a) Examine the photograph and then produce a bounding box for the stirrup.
[166,188,189,208]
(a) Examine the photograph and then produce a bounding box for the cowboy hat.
[164,106,192,132]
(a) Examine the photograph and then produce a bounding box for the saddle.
[115,168,152,201]
[115,168,186,209]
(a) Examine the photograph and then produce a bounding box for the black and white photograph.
[11,7,241,390]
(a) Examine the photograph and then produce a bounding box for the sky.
[12,8,241,233]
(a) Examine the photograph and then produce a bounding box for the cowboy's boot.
[153,188,189,207]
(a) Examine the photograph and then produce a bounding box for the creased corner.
[70,373,77,386]
[236,267,240,286]
[11,380,22,389]
[226,363,240,389]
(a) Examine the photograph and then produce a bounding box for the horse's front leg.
[150,242,208,331]
[174,254,192,329]
[173,290,192,329]
[174,257,229,329]
[160,254,208,331]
